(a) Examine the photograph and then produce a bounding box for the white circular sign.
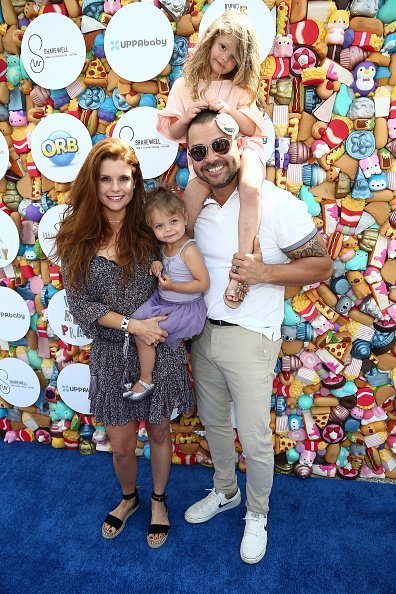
[0,287,30,341]
[263,113,275,163]
[113,107,179,179]
[0,210,20,268]
[47,289,92,347]
[21,14,86,89]
[30,113,92,183]
[57,363,91,414]
[38,203,68,263]
[0,132,9,180]
[199,1,275,62]
[0,358,40,407]
[104,4,174,82]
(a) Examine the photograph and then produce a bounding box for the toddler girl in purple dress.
[123,187,209,401]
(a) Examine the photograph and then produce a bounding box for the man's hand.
[158,274,175,291]
[229,236,266,286]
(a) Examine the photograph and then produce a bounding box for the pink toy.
[299,449,316,465]
[311,314,333,334]
[9,110,27,126]
[359,464,385,479]
[359,154,381,178]
[103,0,121,14]
[4,430,18,443]
[364,266,382,284]
[387,435,396,454]
[350,406,364,420]
[361,405,387,425]
[273,34,293,58]
[387,118,396,140]
[299,351,320,369]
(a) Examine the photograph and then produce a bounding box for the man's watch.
[120,317,130,334]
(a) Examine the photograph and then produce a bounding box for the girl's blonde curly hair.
[184,12,261,106]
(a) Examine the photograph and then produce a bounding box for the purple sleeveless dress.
[131,239,207,347]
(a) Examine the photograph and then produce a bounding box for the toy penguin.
[351,61,377,97]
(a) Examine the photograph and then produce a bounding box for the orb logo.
[41,131,78,166]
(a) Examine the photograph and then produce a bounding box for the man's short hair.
[186,109,218,144]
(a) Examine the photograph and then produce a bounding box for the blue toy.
[368,172,388,192]
[283,301,302,325]
[48,401,74,422]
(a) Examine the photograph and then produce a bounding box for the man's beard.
[195,159,239,189]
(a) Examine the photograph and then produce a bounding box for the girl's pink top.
[157,77,266,178]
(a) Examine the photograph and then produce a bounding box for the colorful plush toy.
[48,401,74,422]
[351,62,377,97]
[326,10,349,45]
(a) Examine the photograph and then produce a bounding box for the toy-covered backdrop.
[0,0,395,481]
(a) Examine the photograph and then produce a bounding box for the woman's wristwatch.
[120,317,130,335]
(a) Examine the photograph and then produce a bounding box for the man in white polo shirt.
[184,110,333,564]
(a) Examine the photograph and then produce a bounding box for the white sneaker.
[240,511,268,564]
[184,487,241,524]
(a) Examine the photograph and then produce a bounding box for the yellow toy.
[326,9,349,45]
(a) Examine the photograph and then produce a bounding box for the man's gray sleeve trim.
[281,227,318,253]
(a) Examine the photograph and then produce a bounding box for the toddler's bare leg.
[182,177,211,237]
[225,150,263,306]
[123,339,156,399]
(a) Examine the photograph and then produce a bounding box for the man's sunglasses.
[188,137,232,162]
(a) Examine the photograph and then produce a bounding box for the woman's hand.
[208,99,230,114]
[131,317,168,346]
[150,260,163,277]
[157,274,175,291]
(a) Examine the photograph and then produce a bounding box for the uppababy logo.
[61,384,89,394]
[109,38,168,50]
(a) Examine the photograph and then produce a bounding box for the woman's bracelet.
[120,317,130,335]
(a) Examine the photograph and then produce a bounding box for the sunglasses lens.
[212,138,231,155]
[189,145,207,162]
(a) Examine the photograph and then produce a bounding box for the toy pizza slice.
[84,57,107,88]
[275,435,297,454]
[324,340,352,362]
[311,406,330,429]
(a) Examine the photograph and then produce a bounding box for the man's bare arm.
[230,234,333,286]
[284,234,329,260]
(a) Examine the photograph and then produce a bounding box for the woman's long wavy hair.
[184,12,261,106]
[56,137,156,289]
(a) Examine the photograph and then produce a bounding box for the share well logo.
[28,34,44,73]
[0,369,10,395]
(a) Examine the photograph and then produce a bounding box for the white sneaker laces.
[195,488,219,508]
[243,513,265,536]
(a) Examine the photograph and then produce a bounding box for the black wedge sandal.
[147,492,170,549]
[102,489,140,540]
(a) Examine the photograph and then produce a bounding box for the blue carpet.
[1,440,395,594]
